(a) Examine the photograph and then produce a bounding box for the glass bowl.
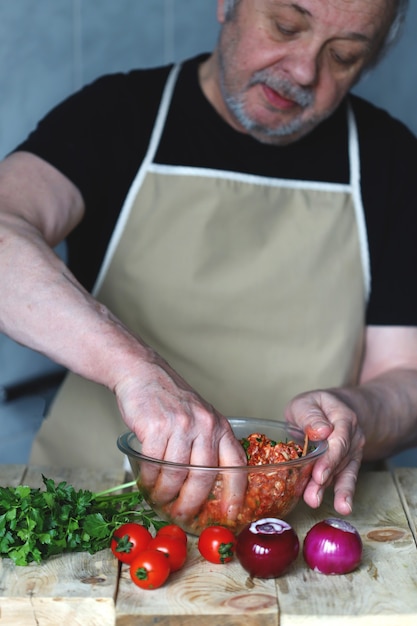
[117,417,327,536]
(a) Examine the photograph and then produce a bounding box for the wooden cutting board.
[0,464,123,626]
[115,470,417,626]
[0,466,416,625]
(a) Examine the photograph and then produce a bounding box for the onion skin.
[236,518,299,578]
[303,518,363,575]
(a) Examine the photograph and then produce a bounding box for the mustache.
[249,70,314,108]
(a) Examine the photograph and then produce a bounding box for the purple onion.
[303,518,362,575]
[236,518,299,578]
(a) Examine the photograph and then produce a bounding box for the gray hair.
[371,0,409,67]
[223,0,409,67]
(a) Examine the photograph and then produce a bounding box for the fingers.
[148,424,221,512]
[312,412,364,514]
[131,399,247,521]
[159,421,248,520]
[285,390,365,514]
[303,450,362,515]
[285,395,335,442]
[162,468,217,522]
[332,456,361,515]
[143,446,247,527]
[217,432,248,520]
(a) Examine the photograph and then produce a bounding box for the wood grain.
[0,466,126,626]
[1,467,417,625]
[0,464,26,486]
[116,536,279,625]
[0,553,117,625]
[115,470,417,625]
[279,470,417,626]
[393,468,417,543]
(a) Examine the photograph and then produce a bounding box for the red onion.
[303,518,362,575]
[236,518,299,578]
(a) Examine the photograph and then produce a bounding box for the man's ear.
[217,0,227,24]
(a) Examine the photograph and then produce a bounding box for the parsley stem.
[94,480,137,498]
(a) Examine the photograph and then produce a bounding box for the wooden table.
[0,464,416,625]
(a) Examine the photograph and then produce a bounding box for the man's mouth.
[262,84,298,110]
[249,69,314,111]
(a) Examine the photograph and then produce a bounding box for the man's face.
[213,0,392,144]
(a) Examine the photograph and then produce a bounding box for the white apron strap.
[92,63,181,295]
[347,101,371,301]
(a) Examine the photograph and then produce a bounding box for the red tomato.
[198,526,237,564]
[157,524,188,545]
[130,549,171,589]
[111,523,152,564]
[148,535,187,572]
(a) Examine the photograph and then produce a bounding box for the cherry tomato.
[157,524,188,545]
[130,549,171,590]
[198,526,237,564]
[148,535,187,572]
[111,522,152,564]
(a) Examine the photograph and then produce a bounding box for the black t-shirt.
[16,54,417,325]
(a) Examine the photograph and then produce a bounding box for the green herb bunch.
[0,475,165,566]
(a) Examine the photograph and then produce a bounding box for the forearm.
[329,368,417,460]
[0,211,151,391]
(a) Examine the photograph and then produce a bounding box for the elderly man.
[0,0,416,519]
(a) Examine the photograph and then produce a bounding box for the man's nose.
[280,42,321,87]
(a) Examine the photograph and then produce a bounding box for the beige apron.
[31,65,369,469]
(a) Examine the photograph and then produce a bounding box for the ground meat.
[181,433,311,534]
[241,433,303,465]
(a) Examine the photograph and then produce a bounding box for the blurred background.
[1,0,416,466]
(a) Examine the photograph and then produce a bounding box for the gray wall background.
[1,0,416,466]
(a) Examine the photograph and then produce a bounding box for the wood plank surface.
[0,465,126,626]
[279,470,417,626]
[116,538,279,626]
[0,552,117,625]
[0,464,26,486]
[115,470,417,626]
[1,466,417,625]
[393,467,417,542]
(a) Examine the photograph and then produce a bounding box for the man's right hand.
[113,347,248,522]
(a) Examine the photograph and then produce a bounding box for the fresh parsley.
[0,475,166,566]
[240,438,251,460]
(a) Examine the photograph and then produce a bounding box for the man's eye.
[275,22,298,36]
[331,50,357,67]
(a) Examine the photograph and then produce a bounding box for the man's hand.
[285,390,365,515]
[114,349,248,522]
[285,327,417,515]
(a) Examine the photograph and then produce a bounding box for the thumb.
[305,417,334,441]
[285,396,334,441]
